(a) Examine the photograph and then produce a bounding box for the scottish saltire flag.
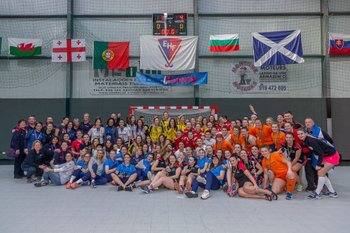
[252,30,304,67]
[329,33,350,55]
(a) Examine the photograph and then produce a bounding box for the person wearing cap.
[214,133,233,153]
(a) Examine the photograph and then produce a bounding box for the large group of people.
[9,106,340,200]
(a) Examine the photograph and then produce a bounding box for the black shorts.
[238,176,251,188]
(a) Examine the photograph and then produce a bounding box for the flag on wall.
[140,35,198,71]
[8,38,42,57]
[252,30,304,67]
[209,34,239,52]
[329,33,350,55]
[52,39,86,62]
[93,41,129,70]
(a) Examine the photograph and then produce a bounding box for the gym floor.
[0,165,349,233]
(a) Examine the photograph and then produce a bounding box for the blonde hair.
[31,140,42,150]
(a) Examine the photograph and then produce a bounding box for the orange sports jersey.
[271,132,286,150]
[239,134,252,153]
[214,140,233,153]
[230,134,241,146]
[262,152,288,175]
[251,125,273,147]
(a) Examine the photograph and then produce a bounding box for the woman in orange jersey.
[261,146,297,200]
[252,119,274,150]
[230,126,241,146]
[214,133,233,153]
[271,123,286,152]
[239,127,256,154]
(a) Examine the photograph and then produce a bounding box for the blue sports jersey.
[76,160,88,169]
[210,165,226,180]
[103,158,120,175]
[116,163,136,177]
[116,152,125,162]
[197,156,209,169]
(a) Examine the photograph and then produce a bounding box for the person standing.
[11,119,27,178]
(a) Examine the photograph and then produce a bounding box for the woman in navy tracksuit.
[53,141,70,165]
[21,140,45,183]
[11,119,27,178]
[186,155,226,200]
[25,122,47,153]
[66,152,92,189]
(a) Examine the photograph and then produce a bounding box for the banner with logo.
[136,72,208,86]
[140,35,198,71]
[231,61,288,93]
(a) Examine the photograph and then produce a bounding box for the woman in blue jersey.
[66,152,92,189]
[141,154,181,193]
[111,154,137,191]
[227,155,276,201]
[103,150,120,183]
[195,149,210,185]
[131,153,154,189]
[185,155,225,200]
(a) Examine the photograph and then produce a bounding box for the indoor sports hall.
[0,1,349,233]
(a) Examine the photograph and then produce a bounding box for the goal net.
[129,106,218,126]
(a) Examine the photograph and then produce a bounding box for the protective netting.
[0,0,349,98]
[132,108,214,126]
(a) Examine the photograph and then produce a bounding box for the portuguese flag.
[8,38,42,57]
[93,41,129,70]
[210,34,239,52]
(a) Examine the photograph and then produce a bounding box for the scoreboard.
[153,13,187,36]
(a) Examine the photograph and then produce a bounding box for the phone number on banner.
[258,83,288,92]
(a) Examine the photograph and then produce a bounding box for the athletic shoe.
[130,182,136,189]
[222,184,228,192]
[71,182,78,189]
[196,176,206,185]
[185,191,198,198]
[296,184,303,192]
[286,192,293,200]
[307,191,321,200]
[201,190,210,200]
[116,186,124,192]
[125,185,133,192]
[141,185,151,194]
[34,180,49,187]
[326,192,338,198]
[27,175,36,183]
[91,181,97,188]
[14,175,24,179]
[66,182,72,189]
[305,187,316,193]
[82,180,90,186]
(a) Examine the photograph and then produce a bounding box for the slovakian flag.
[329,33,350,55]
[252,30,304,67]
[136,72,208,86]
[210,34,239,52]
[52,39,86,62]
[140,35,197,71]
[93,41,129,70]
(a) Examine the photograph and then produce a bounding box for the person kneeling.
[34,153,75,187]
[261,146,296,200]
[111,154,137,191]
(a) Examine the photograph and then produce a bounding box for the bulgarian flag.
[8,38,42,57]
[93,41,129,70]
[210,34,239,52]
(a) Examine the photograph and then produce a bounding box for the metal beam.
[0,15,67,19]
[193,0,200,106]
[73,14,194,18]
[66,0,73,118]
[199,12,323,17]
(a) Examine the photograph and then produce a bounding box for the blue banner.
[136,72,208,86]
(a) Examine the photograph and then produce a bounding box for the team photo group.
[9,107,340,201]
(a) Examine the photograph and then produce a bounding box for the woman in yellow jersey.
[149,117,163,143]
[176,115,186,131]
[161,111,170,128]
[202,117,209,132]
[128,135,143,156]
[164,118,177,143]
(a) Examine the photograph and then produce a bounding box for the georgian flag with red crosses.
[52,39,86,62]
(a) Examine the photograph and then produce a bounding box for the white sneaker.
[201,190,210,200]
[196,176,206,185]
[296,184,303,192]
